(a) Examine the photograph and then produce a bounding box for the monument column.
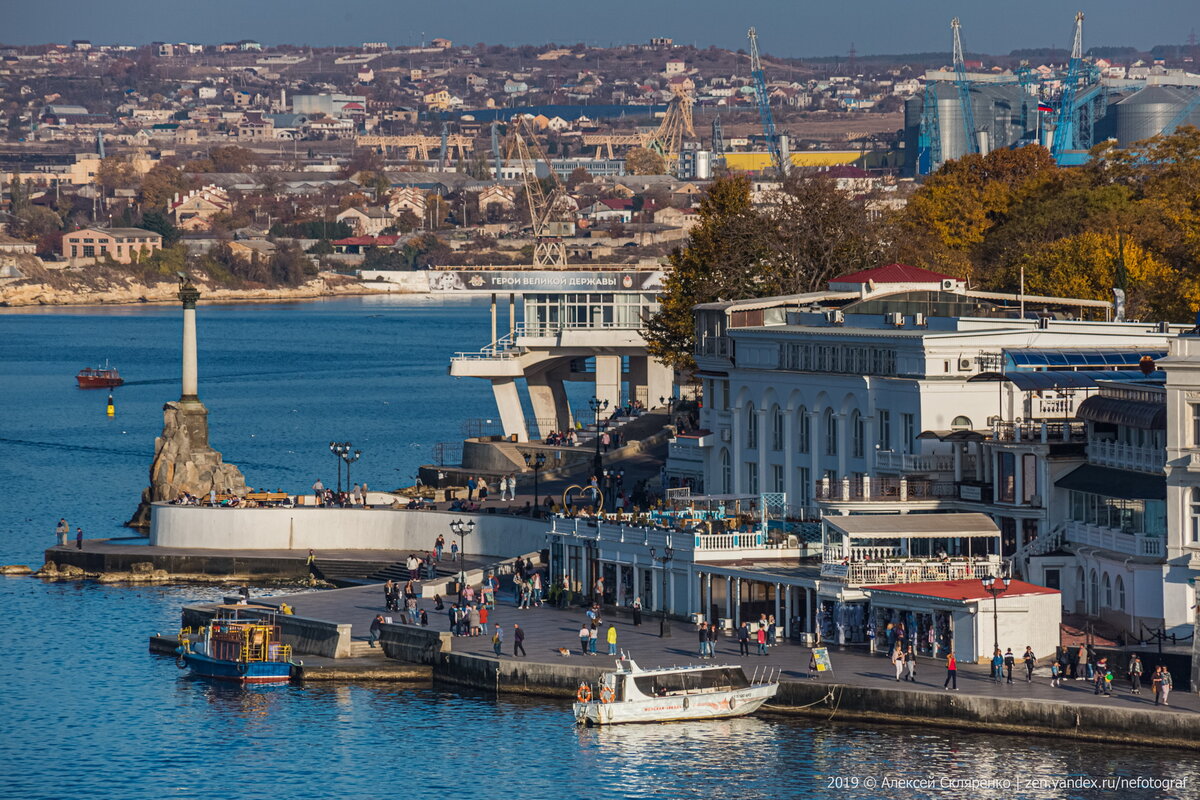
[179,278,200,403]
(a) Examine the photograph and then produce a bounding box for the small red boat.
[76,366,124,389]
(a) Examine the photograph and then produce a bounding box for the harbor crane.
[505,116,571,268]
[1051,11,1086,160]
[951,18,980,155]
[748,27,784,175]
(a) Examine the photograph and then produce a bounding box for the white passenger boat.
[572,656,779,726]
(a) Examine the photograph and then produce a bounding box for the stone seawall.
[46,547,311,579]
[768,681,1199,750]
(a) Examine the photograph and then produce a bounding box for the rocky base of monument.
[127,400,248,528]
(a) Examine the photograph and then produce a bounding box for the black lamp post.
[660,395,676,414]
[649,545,674,638]
[980,574,1011,656]
[589,396,609,479]
[338,445,362,493]
[449,518,476,588]
[523,451,546,513]
[329,441,349,492]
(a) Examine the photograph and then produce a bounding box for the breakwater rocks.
[1,565,33,575]
[34,559,328,587]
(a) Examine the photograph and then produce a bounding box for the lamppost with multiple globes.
[659,395,676,414]
[523,451,546,513]
[449,518,476,588]
[329,441,350,492]
[338,445,362,491]
[588,396,609,479]
[980,574,1011,656]
[649,545,674,638]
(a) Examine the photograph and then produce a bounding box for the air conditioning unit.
[826,309,845,325]
[914,312,927,327]
[941,278,956,291]
[720,428,731,442]
[886,312,904,327]
[958,358,973,371]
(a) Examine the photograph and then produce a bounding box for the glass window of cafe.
[1068,490,1166,536]
[525,293,658,333]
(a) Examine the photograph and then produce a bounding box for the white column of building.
[783,587,792,638]
[705,573,713,621]
[594,354,622,411]
[784,407,796,506]
[490,292,497,344]
[646,358,674,409]
[757,407,769,495]
[508,292,516,337]
[491,378,528,442]
[774,582,782,633]
[809,410,821,486]
[726,575,733,622]
[732,405,745,495]
[835,412,848,479]
[734,577,742,625]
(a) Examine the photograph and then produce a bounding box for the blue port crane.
[1051,11,1086,161]
[748,27,784,175]
[951,18,980,156]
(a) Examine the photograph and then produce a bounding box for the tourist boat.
[573,656,779,726]
[76,364,124,388]
[175,605,295,684]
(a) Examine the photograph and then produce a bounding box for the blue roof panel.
[1005,348,1167,370]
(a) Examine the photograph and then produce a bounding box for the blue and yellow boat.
[176,605,295,684]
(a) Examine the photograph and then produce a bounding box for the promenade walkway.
[263,582,1199,716]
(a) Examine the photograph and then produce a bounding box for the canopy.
[968,369,1165,392]
[824,513,999,539]
[1005,348,1166,369]
[1075,394,1166,430]
[1054,464,1166,500]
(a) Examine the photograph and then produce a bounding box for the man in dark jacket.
[737,622,750,656]
[513,623,526,657]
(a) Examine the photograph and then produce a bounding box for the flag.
[1037,103,1054,114]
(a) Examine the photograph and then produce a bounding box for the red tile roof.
[864,579,1059,602]
[332,235,401,246]
[833,263,958,284]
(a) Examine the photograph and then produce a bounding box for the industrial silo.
[1116,86,1189,146]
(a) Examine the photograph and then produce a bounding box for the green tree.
[139,209,180,245]
[625,147,668,175]
[643,175,767,370]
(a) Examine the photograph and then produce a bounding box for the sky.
[2,0,1198,57]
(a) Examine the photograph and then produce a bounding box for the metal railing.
[1064,521,1166,558]
[874,452,976,473]
[1087,440,1165,474]
[821,555,1006,586]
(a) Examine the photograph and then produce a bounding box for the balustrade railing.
[1064,521,1165,558]
[814,477,958,502]
[1087,439,1165,474]
[821,555,1006,586]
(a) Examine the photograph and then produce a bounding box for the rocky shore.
[0,271,389,308]
[31,560,331,587]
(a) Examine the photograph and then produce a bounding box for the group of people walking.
[464,474,519,502]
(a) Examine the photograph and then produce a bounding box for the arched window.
[771,405,784,451]
[1089,569,1099,614]
[951,415,972,430]
[1116,575,1126,611]
[1103,573,1112,608]
[745,403,758,450]
[797,407,810,454]
[720,449,732,494]
[824,408,838,456]
[851,410,864,459]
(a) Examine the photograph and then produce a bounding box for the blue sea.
[1,296,1198,799]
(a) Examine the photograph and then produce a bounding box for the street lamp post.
[449,518,476,590]
[329,441,349,492]
[980,574,1011,657]
[659,395,676,415]
[588,396,609,480]
[341,448,362,490]
[649,545,674,638]
[523,451,546,513]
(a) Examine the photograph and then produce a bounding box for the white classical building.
[669,263,1199,640]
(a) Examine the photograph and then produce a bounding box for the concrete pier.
[243,582,1200,750]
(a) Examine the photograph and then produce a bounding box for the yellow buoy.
[106,393,115,417]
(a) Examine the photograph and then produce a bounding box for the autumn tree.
[566,166,592,190]
[140,163,189,209]
[758,174,885,294]
[208,145,260,173]
[644,175,767,370]
[96,156,139,193]
[625,147,668,176]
